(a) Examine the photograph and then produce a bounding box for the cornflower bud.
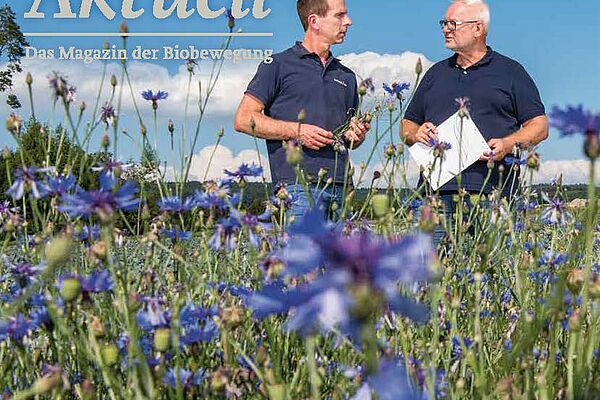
[371,193,389,217]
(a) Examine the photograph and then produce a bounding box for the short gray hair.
[453,0,490,27]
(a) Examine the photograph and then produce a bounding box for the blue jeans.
[418,193,492,246]
[287,183,345,221]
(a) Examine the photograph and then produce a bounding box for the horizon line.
[24,32,274,37]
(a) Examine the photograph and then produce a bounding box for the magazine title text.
[24,0,271,20]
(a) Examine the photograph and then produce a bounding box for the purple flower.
[383,82,410,100]
[208,217,241,252]
[91,159,132,187]
[179,303,219,345]
[231,208,272,248]
[549,105,600,136]
[248,209,435,337]
[224,162,263,182]
[350,358,417,400]
[136,297,170,331]
[541,192,571,225]
[158,196,195,213]
[99,103,116,127]
[162,227,192,241]
[48,71,77,103]
[81,269,114,293]
[0,314,33,342]
[163,368,204,389]
[46,173,77,197]
[1,256,45,288]
[427,138,452,157]
[6,166,52,200]
[505,156,526,166]
[58,177,139,220]
[141,90,168,110]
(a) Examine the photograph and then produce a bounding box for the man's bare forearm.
[234,110,297,141]
[503,115,549,149]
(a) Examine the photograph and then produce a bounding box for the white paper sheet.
[407,111,491,190]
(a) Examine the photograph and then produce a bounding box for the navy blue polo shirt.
[245,41,358,185]
[404,47,545,194]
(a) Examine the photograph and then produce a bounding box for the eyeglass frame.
[439,19,481,31]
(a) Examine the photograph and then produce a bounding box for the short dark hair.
[297,0,329,31]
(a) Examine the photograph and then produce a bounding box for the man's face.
[315,0,352,45]
[442,3,481,51]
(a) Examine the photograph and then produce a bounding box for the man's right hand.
[412,122,438,146]
[295,123,334,150]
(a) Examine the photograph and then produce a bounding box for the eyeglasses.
[439,19,480,31]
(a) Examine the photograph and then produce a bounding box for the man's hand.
[296,123,334,150]
[411,122,438,146]
[343,117,370,148]
[481,137,512,161]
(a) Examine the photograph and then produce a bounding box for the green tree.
[0,4,28,93]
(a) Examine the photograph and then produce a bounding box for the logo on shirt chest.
[333,78,347,87]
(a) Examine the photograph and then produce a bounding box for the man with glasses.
[402,0,548,244]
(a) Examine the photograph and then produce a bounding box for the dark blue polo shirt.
[245,42,358,185]
[404,47,545,194]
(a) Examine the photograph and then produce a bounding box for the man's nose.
[344,15,352,26]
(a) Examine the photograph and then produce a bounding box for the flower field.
[1,31,599,400]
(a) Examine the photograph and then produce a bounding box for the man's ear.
[474,23,486,38]
[307,14,319,31]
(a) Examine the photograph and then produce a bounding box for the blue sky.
[3,0,600,181]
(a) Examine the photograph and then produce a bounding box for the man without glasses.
[402,0,549,243]
[234,0,369,220]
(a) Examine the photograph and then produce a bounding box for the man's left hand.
[344,117,370,149]
[481,137,512,161]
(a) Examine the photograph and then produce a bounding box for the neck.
[302,32,332,64]
[455,43,488,68]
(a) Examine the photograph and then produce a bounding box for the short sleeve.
[511,64,545,124]
[245,60,280,109]
[403,70,431,125]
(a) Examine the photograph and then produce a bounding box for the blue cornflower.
[231,208,272,248]
[136,297,171,331]
[549,105,599,136]
[428,138,452,158]
[208,217,241,252]
[504,339,513,352]
[92,160,132,187]
[505,156,526,166]
[158,196,195,213]
[537,251,568,268]
[248,209,434,337]
[141,89,168,110]
[1,256,45,288]
[81,269,114,293]
[58,177,139,221]
[46,173,77,197]
[0,314,32,342]
[163,368,204,389]
[162,227,192,241]
[6,166,52,199]
[383,82,410,100]
[73,224,100,244]
[541,192,571,225]
[451,335,473,359]
[224,163,263,182]
[350,358,418,400]
[179,303,219,346]
[48,71,76,103]
[99,103,116,127]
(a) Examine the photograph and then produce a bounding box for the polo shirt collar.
[450,46,494,68]
[292,41,340,64]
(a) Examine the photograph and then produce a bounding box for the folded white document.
[408,111,491,190]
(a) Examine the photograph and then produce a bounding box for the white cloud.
[164,144,271,182]
[2,50,433,121]
[531,159,600,185]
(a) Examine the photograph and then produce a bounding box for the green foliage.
[0,119,110,195]
[0,5,28,93]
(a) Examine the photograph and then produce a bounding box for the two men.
[234,0,369,219]
[236,0,548,222]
